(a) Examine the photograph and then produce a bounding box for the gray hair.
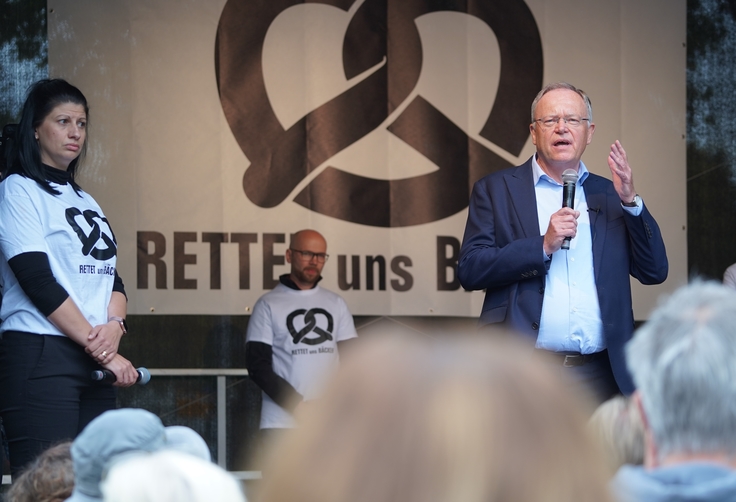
[625,281,736,458]
[530,82,593,124]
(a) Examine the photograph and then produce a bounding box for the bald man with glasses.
[458,82,668,404]
[246,229,357,435]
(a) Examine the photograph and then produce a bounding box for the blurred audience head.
[257,331,612,502]
[589,395,645,472]
[67,408,215,501]
[626,281,736,466]
[101,450,245,502]
[4,442,74,502]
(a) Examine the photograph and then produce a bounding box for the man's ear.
[632,391,647,427]
[585,122,596,145]
[632,391,658,469]
[285,248,292,264]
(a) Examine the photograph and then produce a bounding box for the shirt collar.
[531,155,590,186]
[279,273,322,290]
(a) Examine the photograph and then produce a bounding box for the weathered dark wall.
[0,0,47,127]
[686,0,736,279]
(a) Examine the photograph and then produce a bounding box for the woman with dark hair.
[0,79,138,476]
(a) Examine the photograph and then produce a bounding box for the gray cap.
[66,409,167,502]
[164,425,212,462]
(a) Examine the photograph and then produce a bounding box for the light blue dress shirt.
[531,157,640,354]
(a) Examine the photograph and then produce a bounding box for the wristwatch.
[621,194,641,207]
[109,316,128,335]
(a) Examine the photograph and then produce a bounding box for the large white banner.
[47,0,686,316]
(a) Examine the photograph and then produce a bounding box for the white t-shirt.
[0,174,118,335]
[246,282,357,428]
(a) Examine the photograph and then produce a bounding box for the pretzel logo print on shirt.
[65,208,117,261]
[287,308,334,346]
[216,0,543,227]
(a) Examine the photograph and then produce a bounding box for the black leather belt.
[541,350,607,368]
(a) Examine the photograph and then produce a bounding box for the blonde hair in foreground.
[589,395,645,472]
[256,332,613,502]
[5,442,74,502]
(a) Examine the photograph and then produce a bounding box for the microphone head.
[561,169,578,184]
[137,367,152,385]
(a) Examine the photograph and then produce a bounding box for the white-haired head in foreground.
[626,280,736,463]
[101,450,245,502]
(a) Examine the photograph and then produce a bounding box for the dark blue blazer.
[458,157,668,393]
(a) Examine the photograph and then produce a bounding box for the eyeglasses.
[533,116,590,129]
[290,249,329,263]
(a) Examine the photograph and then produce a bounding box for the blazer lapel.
[583,176,608,280]
[504,159,540,239]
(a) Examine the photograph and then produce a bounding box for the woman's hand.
[86,321,124,365]
[101,354,138,387]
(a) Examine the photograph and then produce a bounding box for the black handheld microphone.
[91,367,151,385]
[560,169,579,250]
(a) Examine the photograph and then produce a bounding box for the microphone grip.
[561,181,576,251]
[562,186,575,209]
[91,367,151,386]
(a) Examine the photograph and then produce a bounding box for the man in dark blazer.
[458,82,668,399]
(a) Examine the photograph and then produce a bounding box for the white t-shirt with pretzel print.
[0,174,118,336]
[246,282,357,429]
